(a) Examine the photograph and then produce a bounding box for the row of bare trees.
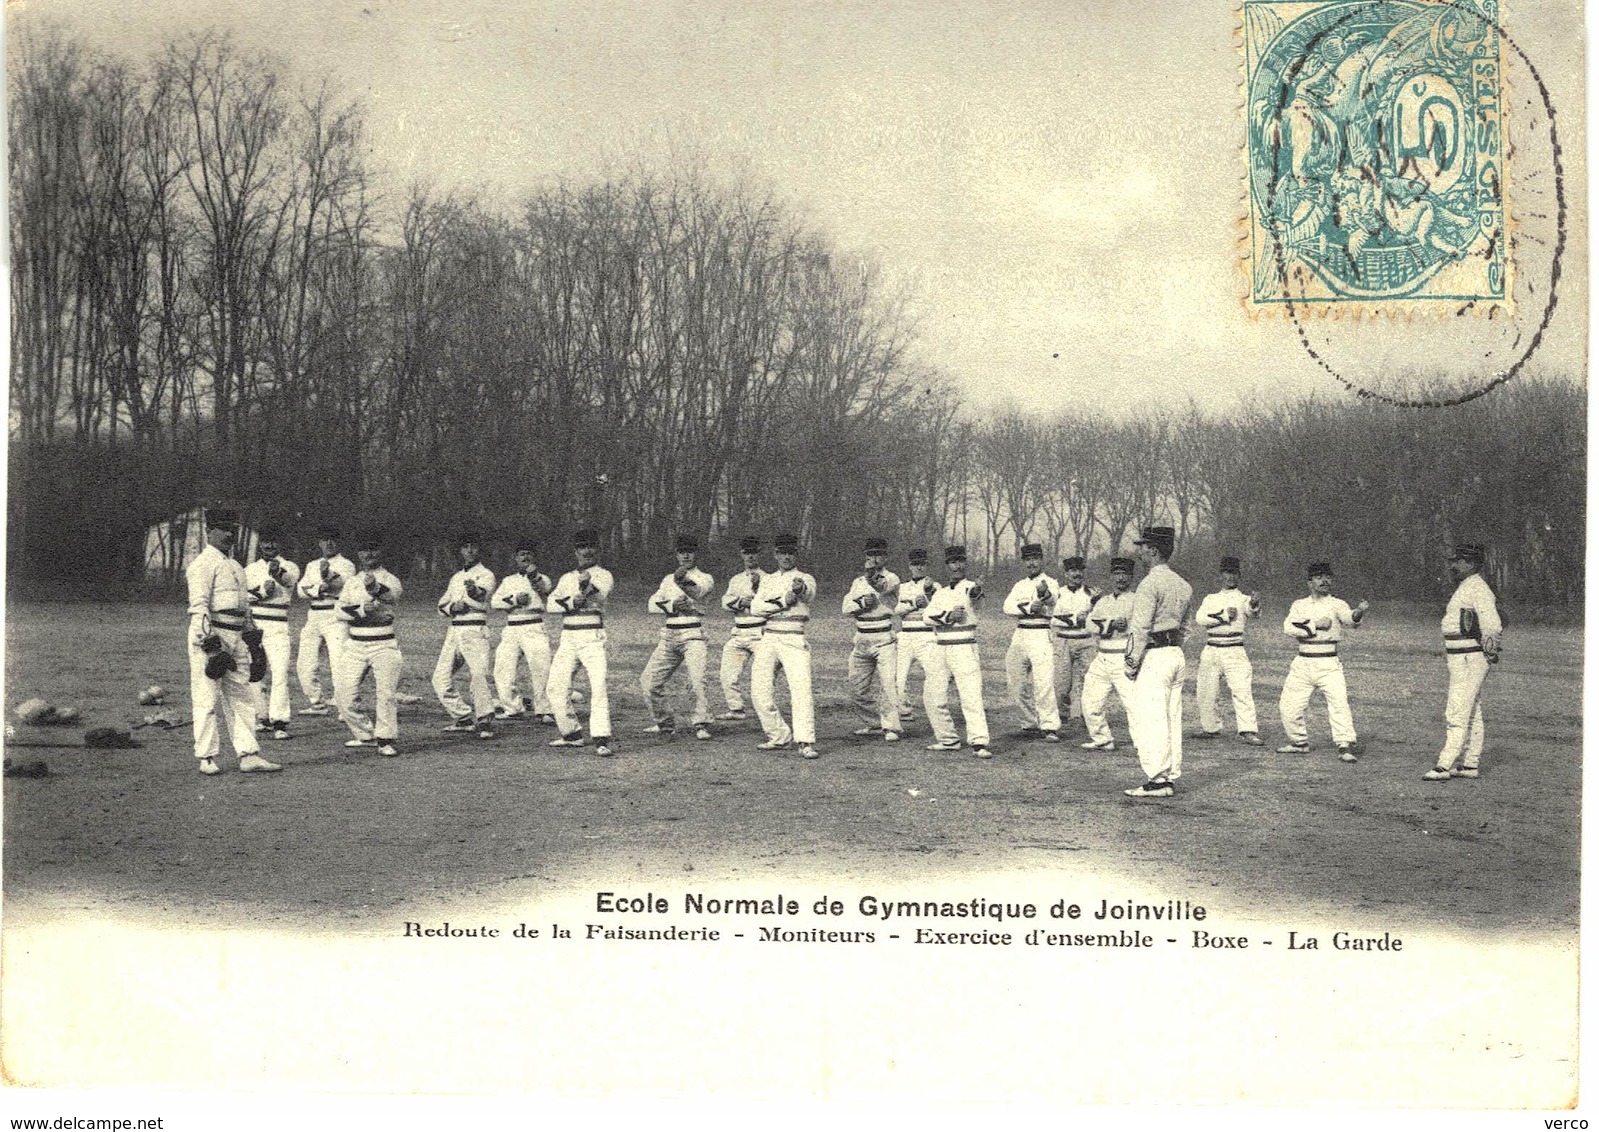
[958,381,1584,602]
[8,29,971,582]
[8,29,1585,602]
[368,179,971,570]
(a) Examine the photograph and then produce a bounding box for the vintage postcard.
[2,0,1587,1123]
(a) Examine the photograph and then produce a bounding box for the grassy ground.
[2,592,1581,938]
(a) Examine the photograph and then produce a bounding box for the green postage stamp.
[1244,0,1507,307]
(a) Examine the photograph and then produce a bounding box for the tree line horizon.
[7,28,1585,602]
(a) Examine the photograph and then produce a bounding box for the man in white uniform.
[548,529,615,756]
[1123,526,1192,798]
[186,510,280,776]
[641,535,717,741]
[334,531,405,757]
[296,525,355,715]
[244,527,300,740]
[1424,543,1504,781]
[1003,542,1062,741]
[433,532,497,740]
[716,536,767,720]
[750,533,819,759]
[1079,558,1137,752]
[922,545,991,758]
[1051,555,1097,729]
[842,536,902,742]
[1278,562,1370,762]
[1193,555,1264,746]
[894,549,941,723]
[490,539,555,723]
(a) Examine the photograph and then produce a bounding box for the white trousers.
[249,623,294,724]
[720,629,762,712]
[1130,647,1186,782]
[923,642,989,747]
[549,630,612,739]
[337,638,403,742]
[641,631,713,729]
[1279,656,1357,746]
[1054,637,1097,719]
[188,628,260,761]
[848,633,901,730]
[433,624,494,722]
[1438,652,1490,771]
[1006,629,1060,732]
[1196,645,1258,734]
[297,610,348,707]
[752,632,815,745]
[1081,651,1134,746]
[494,625,552,714]
[895,630,939,714]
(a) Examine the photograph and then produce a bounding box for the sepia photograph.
[1,0,1588,1122]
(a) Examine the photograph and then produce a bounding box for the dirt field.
[2,593,1582,938]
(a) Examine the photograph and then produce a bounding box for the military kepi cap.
[206,509,239,530]
[774,532,800,553]
[573,528,600,550]
[354,529,384,551]
[1133,526,1175,552]
[1110,556,1135,573]
[1020,543,1044,558]
[675,535,699,553]
[1061,555,1086,570]
[455,530,481,547]
[907,548,929,565]
[739,535,762,553]
[257,526,282,542]
[1449,543,1486,564]
[865,536,889,553]
[943,545,967,564]
[1220,556,1241,572]
[315,523,341,540]
[1307,561,1333,577]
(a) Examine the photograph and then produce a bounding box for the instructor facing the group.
[1123,526,1191,799]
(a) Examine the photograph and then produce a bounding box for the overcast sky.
[9,0,1588,414]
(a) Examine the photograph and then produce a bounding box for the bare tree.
[168,32,286,447]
